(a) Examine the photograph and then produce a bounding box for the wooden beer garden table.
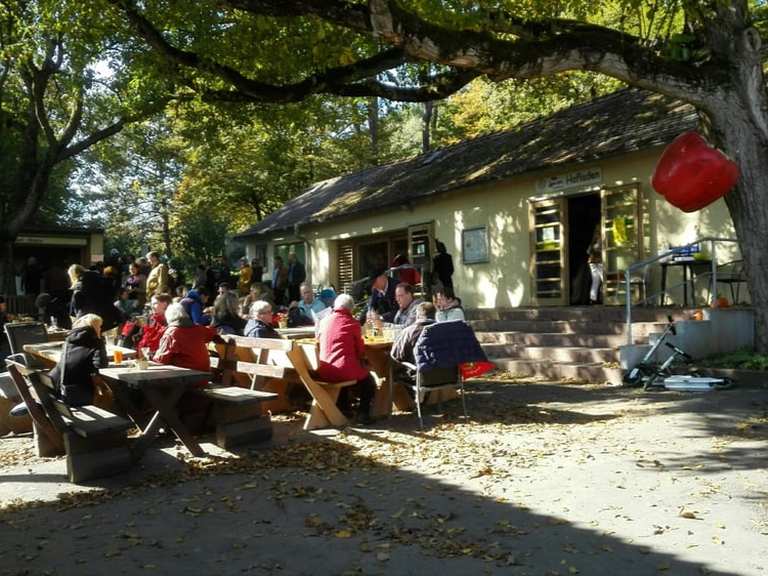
[23,341,136,369]
[99,364,211,458]
[276,327,316,340]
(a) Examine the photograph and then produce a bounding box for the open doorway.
[567,193,601,305]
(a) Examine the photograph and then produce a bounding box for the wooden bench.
[286,343,357,430]
[5,355,131,483]
[211,335,303,413]
[201,335,298,449]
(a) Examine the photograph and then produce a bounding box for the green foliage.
[699,348,768,371]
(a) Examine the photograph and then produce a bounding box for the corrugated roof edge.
[234,87,697,239]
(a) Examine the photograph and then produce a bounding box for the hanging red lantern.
[651,131,739,212]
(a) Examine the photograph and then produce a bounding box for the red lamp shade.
[651,131,739,212]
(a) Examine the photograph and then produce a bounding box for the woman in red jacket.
[317,294,375,423]
[155,302,218,376]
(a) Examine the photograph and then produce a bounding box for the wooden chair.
[5,354,132,483]
[285,343,356,430]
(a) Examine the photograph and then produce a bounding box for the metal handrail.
[624,236,740,344]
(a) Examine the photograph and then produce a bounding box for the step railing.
[624,237,741,345]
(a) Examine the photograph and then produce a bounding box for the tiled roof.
[235,88,696,238]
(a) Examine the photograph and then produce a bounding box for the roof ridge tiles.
[235,87,696,238]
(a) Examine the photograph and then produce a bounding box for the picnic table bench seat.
[5,354,132,483]
[201,335,295,449]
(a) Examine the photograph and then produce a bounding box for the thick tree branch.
[220,0,372,32]
[110,0,407,103]
[57,98,172,162]
[28,64,57,147]
[332,69,480,101]
[203,68,479,103]
[57,87,84,150]
[365,0,728,106]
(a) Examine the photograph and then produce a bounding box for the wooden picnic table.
[23,341,136,369]
[276,327,316,339]
[98,364,211,458]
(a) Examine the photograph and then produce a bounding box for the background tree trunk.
[422,100,434,153]
[0,241,16,295]
[367,96,379,165]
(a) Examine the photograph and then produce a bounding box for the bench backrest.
[4,322,48,355]
[4,355,65,451]
[211,335,295,390]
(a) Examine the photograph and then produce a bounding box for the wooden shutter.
[529,198,569,306]
[337,242,354,294]
[601,183,642,304]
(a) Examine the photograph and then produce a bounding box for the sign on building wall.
[462,227,489,264]
[536,167,602,195]
[15,236,87,246]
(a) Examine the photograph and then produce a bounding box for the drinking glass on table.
[113,349,124,364]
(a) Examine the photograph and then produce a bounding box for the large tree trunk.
[703,22,768,353]
[710,98,768,353]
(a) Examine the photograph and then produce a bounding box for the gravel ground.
[1,379,767,576]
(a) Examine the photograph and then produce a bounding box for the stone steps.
[467,306,692,323]
[481,344,617,363]
[470,319,667,337]
[491,358,623,386]
[466,306,681,385]
[476,331,630,348]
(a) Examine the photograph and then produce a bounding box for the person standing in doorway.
[287,252,306,304]
[432,240,454,291]
[22,257,42,296]
[587,224,603,304]
[272,256,289,307]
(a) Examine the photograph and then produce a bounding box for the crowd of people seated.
[8,246,481,426]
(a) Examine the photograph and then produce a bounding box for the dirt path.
[1,381,766,575]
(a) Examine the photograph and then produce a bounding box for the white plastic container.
[663,375,724,391]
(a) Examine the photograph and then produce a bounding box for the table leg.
[107,383,151,431]
[135,386,205,458]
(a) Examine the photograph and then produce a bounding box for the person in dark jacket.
[391,302,437,366]
[212,291,246,335]
[243,300,281,339]
[49,314,107,407]
[286,253,306,304]
[432,240,454,290]
[390,302,437,393]
[68,265,121,331]
[180,287,211,326]
[358,270,397,324]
